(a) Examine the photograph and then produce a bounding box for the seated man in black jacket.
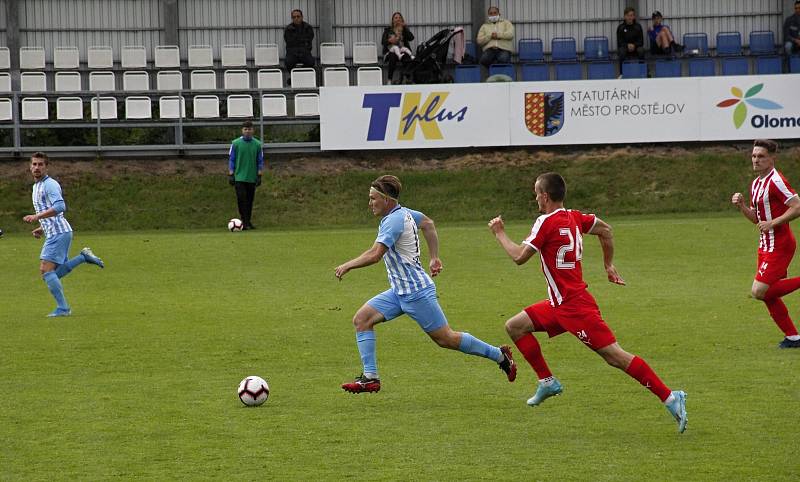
[617,7,644,68]
[284,9,315,71]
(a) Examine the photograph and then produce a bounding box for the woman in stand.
[381,12,415,84]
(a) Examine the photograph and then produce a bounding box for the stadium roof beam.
[470,0,483,47]
[5,0,20,91]
[163,0,179,46]
[319,0,334,44]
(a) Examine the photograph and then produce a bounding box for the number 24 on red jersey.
[522,209,597,306]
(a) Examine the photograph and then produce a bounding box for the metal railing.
[0,89,321,159]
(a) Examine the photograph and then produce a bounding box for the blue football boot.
[665,390,688,433]
[526,378,563,407]
[47,308,72,318]
[81,247,105,268]
[778,338,800,348]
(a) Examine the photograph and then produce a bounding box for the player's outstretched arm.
[334,242,388,280]
[418,216,442,277]
[731,192,758,224]
[488,215,535,265]
[589,218,626,285]
[758,196,800,232]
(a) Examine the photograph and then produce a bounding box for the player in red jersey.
[732,139,800,348]
[489,172,687,433]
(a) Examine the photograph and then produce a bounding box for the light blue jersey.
[32,176,72,238]
[375,205,433,295]
[354,204,503,381]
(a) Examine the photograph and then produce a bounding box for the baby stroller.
[400,28,462,84]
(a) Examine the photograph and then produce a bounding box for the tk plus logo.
[362,92,468,141]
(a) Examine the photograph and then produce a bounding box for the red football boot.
[341,374,381,393]
[499,345,517,382]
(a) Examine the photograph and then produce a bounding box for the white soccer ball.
[228,218,243,232]
[238,376,270,406]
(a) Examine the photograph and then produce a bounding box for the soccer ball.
[238,376,270,406]
[228,218,243,232]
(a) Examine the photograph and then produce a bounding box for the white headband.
[370,186,398,202]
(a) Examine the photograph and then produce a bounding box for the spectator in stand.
[477,6,514,67]
[648,11,683,56]
[785,1,800,56]
[617,7,644,67]
[284,9,315,72]
[382,12,415,84]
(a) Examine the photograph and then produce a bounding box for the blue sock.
[459,332,502,362]
[55,255,85,279]
[356,331,378,377]
[43,271,70,311]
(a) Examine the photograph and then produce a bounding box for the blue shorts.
[367,285,449,333]
[40,231,73,265]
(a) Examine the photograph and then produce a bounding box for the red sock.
[764,277,800,300]
[625,356,671,402]
[764,298,800,336]
[514,334,552,379]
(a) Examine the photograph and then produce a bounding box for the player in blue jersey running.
[23,152,105,317]
[334,175,516,393]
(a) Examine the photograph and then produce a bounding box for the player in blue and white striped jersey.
[334,175,516,393]
[23,152,105,317]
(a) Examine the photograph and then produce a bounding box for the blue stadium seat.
[518,38,544,63]
[621,61,647,78]
[720,56,749,76]
[584,36,609,61]
[554,62,582,80]
[654,59,681,77]
[683,33,709,56]
[755,55,782,75]
[688,57,715,77]
[551,37,577,61]
[716,32,742,56]
[521,63,549,81]
[790,55,800,73]
[488,63,515,80]
[465,41,477,60]
[454,64,481,83]
[749,31,776,55]
[586,61,616,79]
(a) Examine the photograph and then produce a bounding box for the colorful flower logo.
[716,84,783,129]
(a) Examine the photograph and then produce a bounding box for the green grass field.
[2,216,799,480]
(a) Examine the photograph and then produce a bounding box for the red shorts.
[524,290,617,351]
[755,247,795,285]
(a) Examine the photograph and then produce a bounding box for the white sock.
[539,376,554,385]
[664,392,676,405]
[364,372,379,380]
[787,335,800,341]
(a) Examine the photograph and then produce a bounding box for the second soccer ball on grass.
[228,218,243,232]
